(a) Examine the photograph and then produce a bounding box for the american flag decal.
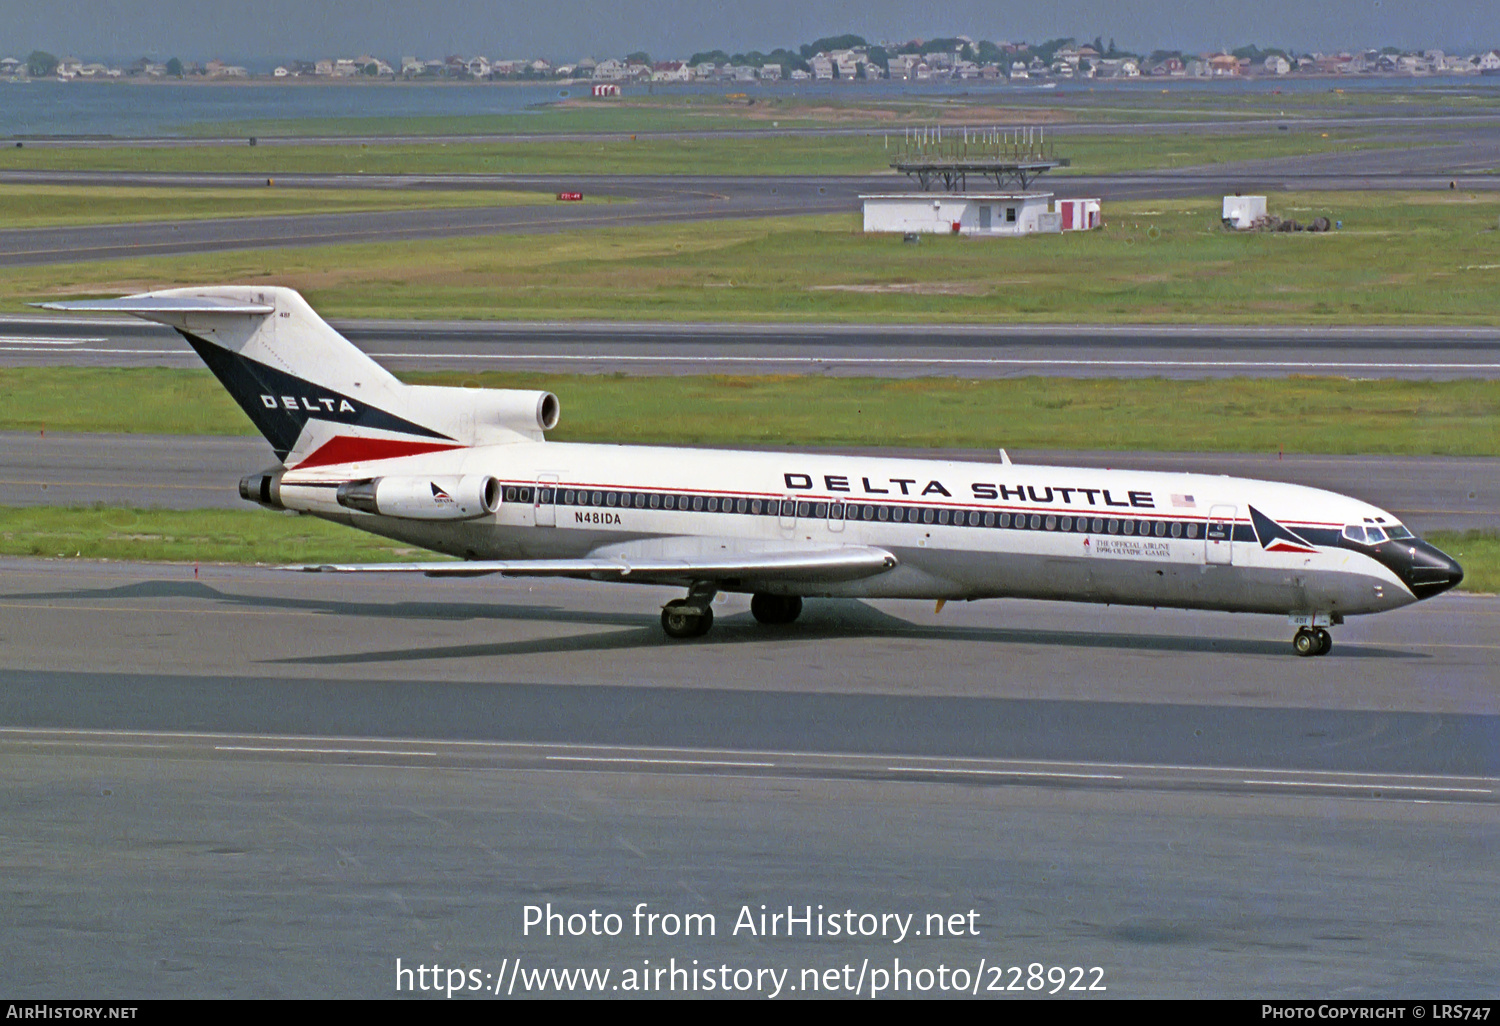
[1171,494,1196,508]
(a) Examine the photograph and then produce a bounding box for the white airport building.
[861,193,1101,236]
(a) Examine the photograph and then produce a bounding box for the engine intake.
[336,475,502,521]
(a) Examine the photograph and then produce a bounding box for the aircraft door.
[534,474,558,528]
[1206,505,1236,565]
[827,500,845,533]
[778,495,797,538]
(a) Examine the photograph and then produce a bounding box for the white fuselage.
[283,441,1418,618]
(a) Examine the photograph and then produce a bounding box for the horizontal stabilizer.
[35,297,276,315]
[285,545,899,584]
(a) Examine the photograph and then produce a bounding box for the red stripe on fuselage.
[291,436,464,469]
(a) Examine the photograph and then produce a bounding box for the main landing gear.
[1293,627,1333,657]
[750,593,802,626]
[660,589,805,639]
[661,582,717,639]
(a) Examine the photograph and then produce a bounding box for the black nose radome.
[1403,542,1464,600]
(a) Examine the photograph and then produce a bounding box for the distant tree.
[1092,36,1105,54]
[26,50,58,77]
[921,37,969,54]
[765,48,809,75]
[626,51,651,65]
[1380,45,1402,55]
[1029,38,1075,63]
[362,62,379,76]
[974,40,1005,65]
[165,56,183,77]
[866,45,890,71]
[1232,44,1286,62]
[687,49,731,66]
[799,34,867,59]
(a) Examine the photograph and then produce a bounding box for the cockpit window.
[1342,525,1367,543]
[1387,526,1413,539]
[1366,526,1387,543]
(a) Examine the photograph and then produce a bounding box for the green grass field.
[0,184,609,229]
[0,505,432,564]
[1,506,1490,592]
[175,87,1500,138]
[9,193,1500,324]
[0,130,1411,177]
[2,368,1495,455]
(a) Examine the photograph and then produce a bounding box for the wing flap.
[287,545,898,583]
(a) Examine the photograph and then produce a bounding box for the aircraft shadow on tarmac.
[268,599,1424,665]
[11,578,1426,663]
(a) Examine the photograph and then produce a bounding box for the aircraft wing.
[287,544,898,584]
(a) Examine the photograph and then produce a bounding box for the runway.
[2,431,1494,533]
[0,559,1496,996]
[6,314,1500,379]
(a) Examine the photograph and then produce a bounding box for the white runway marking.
[546,755,777,768]
[368,352,1500,372]
[0,336,105,345]
[1,344,1494,375]
[215,745,438,757]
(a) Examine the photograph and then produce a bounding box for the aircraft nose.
[1403,541,1464,600]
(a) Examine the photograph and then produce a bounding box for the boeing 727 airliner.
[43,286,1464,655]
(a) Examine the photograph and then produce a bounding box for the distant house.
[1479,50,1500,71]
[1263,54,1290,75]
[810,56,833,80]
[758,64,781,81]
[592,58,629,80]
[1207,53,1241,76]
[204,60,249,78]
[651,61,691,82]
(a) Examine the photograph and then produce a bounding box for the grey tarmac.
[0,559,1496,997]
[5,315,1500,380]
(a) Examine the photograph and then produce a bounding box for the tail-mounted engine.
[334,475,502,521]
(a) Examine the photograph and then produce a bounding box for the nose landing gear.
[1293,627,1332,657]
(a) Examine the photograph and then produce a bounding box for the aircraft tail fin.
[39,286,558,467]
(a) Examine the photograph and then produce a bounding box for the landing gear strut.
[750,593,802,625]
[661,582,717,639]
[1293,627,1333,657]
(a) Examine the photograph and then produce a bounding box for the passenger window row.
[528,487,1203,538]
